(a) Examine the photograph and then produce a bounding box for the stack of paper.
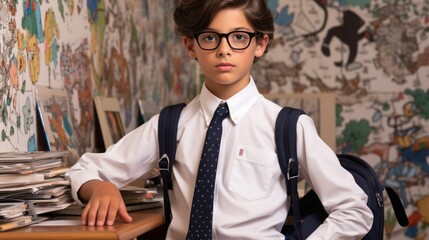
[0,202,28,219]
[120,186,163,205]
[0,151,69,174]
[0,215,34,231]
[0,201,34,232]
[0,173,45,187]
[0,151,73,230]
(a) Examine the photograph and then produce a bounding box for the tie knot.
[214,103,229,120]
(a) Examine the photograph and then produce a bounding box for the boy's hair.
[174,0,275,54]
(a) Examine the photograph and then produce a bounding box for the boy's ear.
[255,34,269,57]
[183,37,197,59]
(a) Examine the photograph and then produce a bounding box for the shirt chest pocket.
[228,145,277,200]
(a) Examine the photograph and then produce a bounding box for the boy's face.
[183,8,269,99]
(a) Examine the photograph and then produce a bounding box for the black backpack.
[157,103,409,239]
[275,107,408,239]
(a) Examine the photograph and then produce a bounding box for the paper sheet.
[33,219,82,226]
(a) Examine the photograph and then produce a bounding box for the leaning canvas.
[35,86,79,163]
[94,96,125,149]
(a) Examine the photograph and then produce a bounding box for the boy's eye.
[231,32,248,42]
[202,34,217,42]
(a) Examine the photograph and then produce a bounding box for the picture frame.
[94,96,125,148]
[264,92,336,150]
[35,86,75,152]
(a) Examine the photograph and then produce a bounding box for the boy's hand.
[80,180,133,226]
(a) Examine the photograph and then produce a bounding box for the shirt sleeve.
[65,114,160,205]
[296,115,373,239]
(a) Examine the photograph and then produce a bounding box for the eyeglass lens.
[196,31,254,50]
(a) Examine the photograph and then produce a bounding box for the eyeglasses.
[193,31,261,50]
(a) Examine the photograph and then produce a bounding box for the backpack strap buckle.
[287,158,299,180]
[158,153,170,171]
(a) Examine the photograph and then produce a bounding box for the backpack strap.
[275,107,305,240]
[385,187,409,227]
[158,103,186,228]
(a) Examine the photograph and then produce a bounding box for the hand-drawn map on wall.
[257,1,429,239]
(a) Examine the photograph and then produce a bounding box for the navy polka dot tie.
[186,102,229,240]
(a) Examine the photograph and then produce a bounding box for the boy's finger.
[117,202,133,223]
[81,202,91,225]
[86,201,100,226]
[95,200,111,226]
[106,202,119,225]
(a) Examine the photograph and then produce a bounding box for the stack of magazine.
[0,151,72,231]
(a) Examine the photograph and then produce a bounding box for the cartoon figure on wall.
[321,10,372,71]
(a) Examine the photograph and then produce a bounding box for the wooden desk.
[0,208,164,240]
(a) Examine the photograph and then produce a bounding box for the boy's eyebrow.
[203,27,254,32]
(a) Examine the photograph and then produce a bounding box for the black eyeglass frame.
[193,31,261,50]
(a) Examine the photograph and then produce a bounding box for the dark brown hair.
[174,0,274,53]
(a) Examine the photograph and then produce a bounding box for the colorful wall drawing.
[0,1,195,155]
[0,1,428,239]
[255,1,429,239]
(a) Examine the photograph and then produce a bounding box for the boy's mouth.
[216,63,235,71]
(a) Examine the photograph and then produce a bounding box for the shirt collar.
[199,76,261,126]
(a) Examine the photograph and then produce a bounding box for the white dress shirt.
[67,77,373,239]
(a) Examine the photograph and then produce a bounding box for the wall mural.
[0,0,428,239]
[0,0,195,160]
[254,0,429,239]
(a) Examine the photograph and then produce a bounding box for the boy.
[66,0,373,239]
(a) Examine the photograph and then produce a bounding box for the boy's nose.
[217,38,231,56]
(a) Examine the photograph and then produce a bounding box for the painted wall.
[0,0,196,158]
[257,1,429,239]
[0,0,428,239]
